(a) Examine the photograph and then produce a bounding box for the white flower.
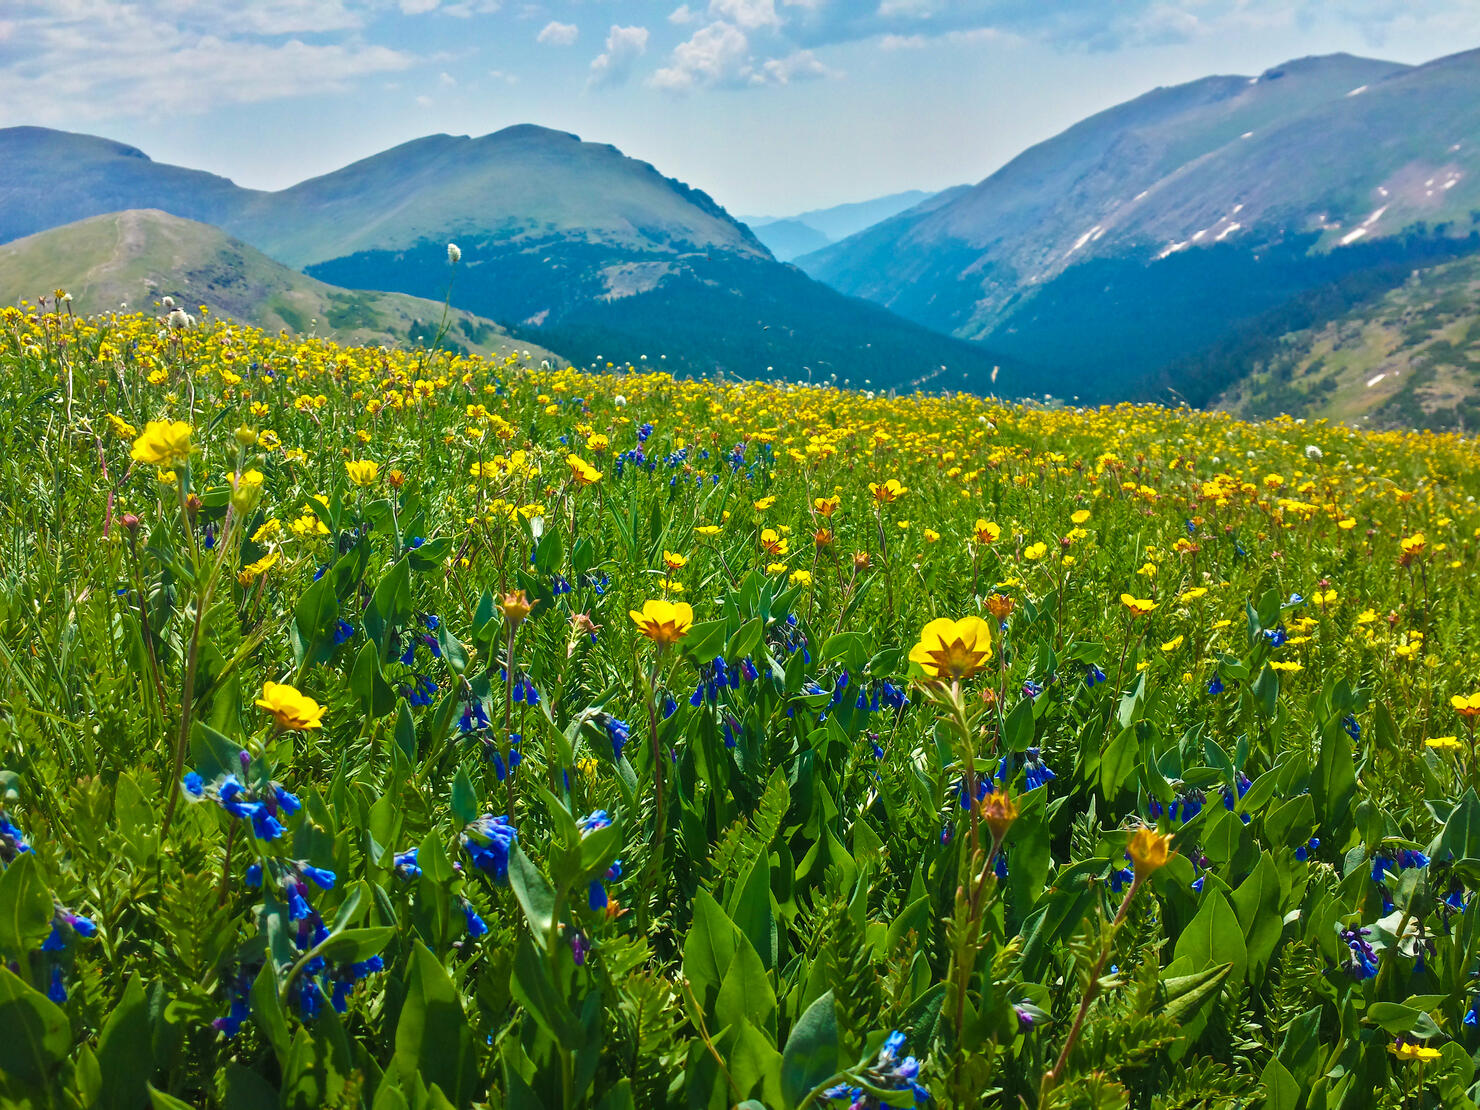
[166,307,195,329]
[1304,444,1323,460]
[162,295,175,309]
[614,395,627,406]
[447,243,462,263]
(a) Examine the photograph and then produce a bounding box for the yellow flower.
[1356,608,1378,625]
[567,454,602,486]
[587,433,609,452]
[1121,594,1157,618]
[1023,541,1048,560]
[499,590,534,627]
[909,616,993,681]
[1338,518,1356,530]
[753,496,777,511]
[107,413,138,439]
[974,519,1001,544]
[1400,532,1426,557]
[923,528,940,543]
[760,528,789,557]
[1427,736,1463,753]
[814,495,841,517]
[630,599,693,646]
[237,550,280,585]
[869,479,907,503]
[1388,1042,1441,1062]
[789,568,813,587]
[1160,636,1184,653]
[230,468,264,514]
[1451,693,1480,719]
[980,791,1018,841]
[1126,826,1173,880]
[1269,661,1304,673]
[695,525,722,537]
[255,681,326,731]
[130,420,193,468]
[662,550,687,572]
[1070,509,1091,525]
[1179,587,1207,602]
[345,459,380,486]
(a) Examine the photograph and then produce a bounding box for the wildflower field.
[5,303,1480,1110]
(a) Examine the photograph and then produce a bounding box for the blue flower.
[1023,748,1055,791]
[463,814,517,882]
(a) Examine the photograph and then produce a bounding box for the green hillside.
[0,210,562,363]
[1216,251,1480,430]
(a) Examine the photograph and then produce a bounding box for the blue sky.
[1,1,1477,215]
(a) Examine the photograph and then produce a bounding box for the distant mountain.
[0,125,1014,390]
[0,209,561,362]
[799,49,1480,402]
[744,219,832,262]
[1214,252,1480,430]
[743,190,942,261]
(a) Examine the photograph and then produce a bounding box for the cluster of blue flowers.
[232,860,384,1025]
[1340,925,1379,979]
[823,1030,929,1108]
[599,713,629,761]
[578,811,623,910]
[1370,848,1430,914]
[2,808,98,1003]
[184,764,301,842]
[463,814,517,882]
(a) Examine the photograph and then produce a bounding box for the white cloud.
[652,20,750,91]
[707,0,780,31]
[400,0,440,13]
[652,18,833,91]
[537,20,579,46]
[588,24,649,87]
[0,2,414,121]
[669,4,697,24]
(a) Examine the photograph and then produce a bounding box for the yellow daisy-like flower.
[255,681,326,731]
[789,568,813,587]
[1121,594,1157,617]
[1023,541,1048,560]
[974,519,1001,544]
[1427,736,1463,753]
[869,479,907,504]
[908,616,993,681]
[662,550,688,572]
[1269,661,1304,673]
[1160,636,1184,653]
[130,420,193,468]
[345,459,380,486]
[1451,693,1480,719]
[567,454,602,486]
[1070,509,1091,525]
[629,599,693,646]
[1388,1042,1441,1062]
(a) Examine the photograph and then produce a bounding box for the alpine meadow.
[3,285,1480,1109]
[9,3,1480,1109]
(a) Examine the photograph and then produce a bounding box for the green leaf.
[508,844,557,940]
[780,990,841,1110]
[148,1086,198,1110]
[1099,725,1140,799]
[96,976,152,1110]
[1172,890,1246,985]
[450,767,480,826]
[1158,962,1232,1026]
[684,890,740,1020]
[0,852,53,961]
[1231,853,1283,985]
[509,935,579,1049]
[351,639,396,719]
[0,965,70,1085]
[393,943,479,1107]
[315,927,396,964]
[1003,697,1035,754]
[250,961,291,1067]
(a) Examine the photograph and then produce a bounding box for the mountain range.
[0,125,1012,393]
[798,48,1480,419]
[5,45,1480,426]
[740,191,943,261]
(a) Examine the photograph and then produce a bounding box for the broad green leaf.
[780,990,841,1110]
